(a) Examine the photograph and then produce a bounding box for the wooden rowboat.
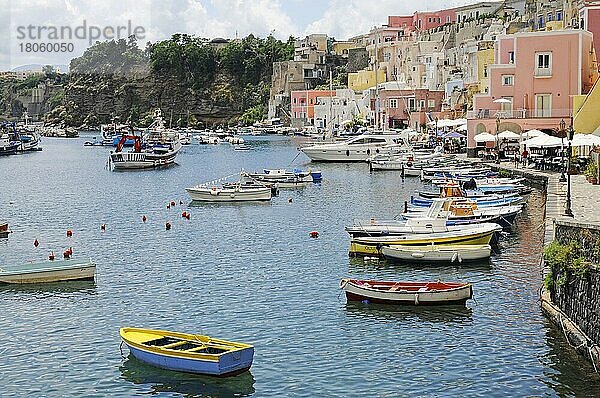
[340,279,473,306]
[120,327,254,377]
[0,222,10,238]
[0,258,95,284]
[381,244,492,263]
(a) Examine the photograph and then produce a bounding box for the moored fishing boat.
[0,258,95,284]
[340,279,473,305]
[349,222,502,256]
[119,327,254,377]
[381,244,492,263]
[186,183,272,202]
[110,136,182,170]
[0,222,10,238]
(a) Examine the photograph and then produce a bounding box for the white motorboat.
[178,133,192,145]
[186,183,272,202]
[300,133,408,162]
[0,258,95,284]
[381,244,492,263]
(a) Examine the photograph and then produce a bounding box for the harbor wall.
[482,160,600,370]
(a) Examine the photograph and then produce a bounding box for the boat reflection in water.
[344,300,473,324]
[0,279,97,295]
[120,354,255,397]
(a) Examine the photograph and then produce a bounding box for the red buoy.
[63,250,71,259]
[185,213,190,220]
[66,229,73,237]
[165,222,172,230]
[49,251,55,261]
[181,211,187,218]
[171,201,176,207]
[142,215,147,223]
[34,239,39,247]
[68,247,73,255]
[309,231,319,238]
[101,224,106,231]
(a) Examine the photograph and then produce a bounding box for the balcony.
[468,108,572,119]
[534,67,552,77]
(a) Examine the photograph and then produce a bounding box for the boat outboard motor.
[463,178,477,191]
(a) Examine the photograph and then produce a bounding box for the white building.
[313,89,367,129]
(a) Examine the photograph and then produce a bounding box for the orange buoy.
[49,251,55,261]
[309,231,319,238]
[165,222,171,230]
[142,215,147,223]
[66,229,73,237]
[34,239,39,247]
[101,224,106,231]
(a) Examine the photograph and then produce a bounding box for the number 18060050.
[19,42,74,52]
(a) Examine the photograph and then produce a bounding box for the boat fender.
[49,251,55,261]
[414,293,419,305]
[230,194,235,198]
[458,254,463,263]
[411,252,425,258]
[451,252,459,263]
[34,239,39,247]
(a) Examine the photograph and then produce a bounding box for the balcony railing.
[534,68,552,77]
[468,108,572,119]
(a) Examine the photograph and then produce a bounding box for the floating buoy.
[185,213,190,220]
[167,204,171,210]
[288,197,293,203]
[68,247,73,256]
[170,201,175,207]
[179,200,183,205]
[181,211,187,218]
[49,251,55,261]
[142,215,147,223]
[309,231,319,238]
[165,222,171,230]
[34,239,39,247]
[63,250,70,259]
[66,229,73,237]
[101,224,106,231]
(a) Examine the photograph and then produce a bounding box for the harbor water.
[0,135,598,397]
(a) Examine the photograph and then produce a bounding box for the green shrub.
[543,240,591,290]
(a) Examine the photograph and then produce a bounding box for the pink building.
[376,88,445,130]
[580,1,600,66]
[467,29,597,156]
[387,8,456,34]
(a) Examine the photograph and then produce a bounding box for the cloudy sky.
[0,0,485,70]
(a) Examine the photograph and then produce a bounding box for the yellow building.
[331,41,363,58]
[573,76,600,134]
[476,48,494,94]
[348,69,387,92]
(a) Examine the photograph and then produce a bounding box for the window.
[535,52,552,76]
[293,98,297,104]
[447,16,450,23]
[428,99,435,108]
[509,51,515,64]
[535,94,552,117]
[502,75,514,86]
[538,16,545,28]
[557,11,562,21]
[548,13,553,22]
[408,98,416,110]
[389,99,398,108]
[425,56,432,63]
[483,65,488,78]
[420,100,426,109]
[500,97,513,113]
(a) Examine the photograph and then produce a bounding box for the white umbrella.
[523,135,563,148]
[522,129,546,139]
[497,130,521,140]
[493,98,512,104]
[474,132,497,143]
[571,133,600,147]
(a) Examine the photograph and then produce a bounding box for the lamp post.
[435,116,439,145]
[558,118,567,182]
[564,125,574,217]
[495,115,501,164]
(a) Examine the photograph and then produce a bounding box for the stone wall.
[347,48,368,73]
[555,220,600,264]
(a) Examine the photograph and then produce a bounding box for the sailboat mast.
[374,34,380,131]
[329,70,333,136]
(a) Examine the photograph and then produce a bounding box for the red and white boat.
[340,278,472,306]
[0,222,10,238]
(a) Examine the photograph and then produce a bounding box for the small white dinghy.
[0,258,95,284]
[381,244,491,263]
[186,184,272,202]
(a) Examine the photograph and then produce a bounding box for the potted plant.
[585,162,598,184]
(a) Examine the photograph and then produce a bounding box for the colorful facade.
[348,69,387,92]
[290,90,336,125]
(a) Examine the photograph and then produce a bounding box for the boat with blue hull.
[120,328,254,377]
[410,195,523,208]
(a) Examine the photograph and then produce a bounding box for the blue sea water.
[0,135,598,397]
